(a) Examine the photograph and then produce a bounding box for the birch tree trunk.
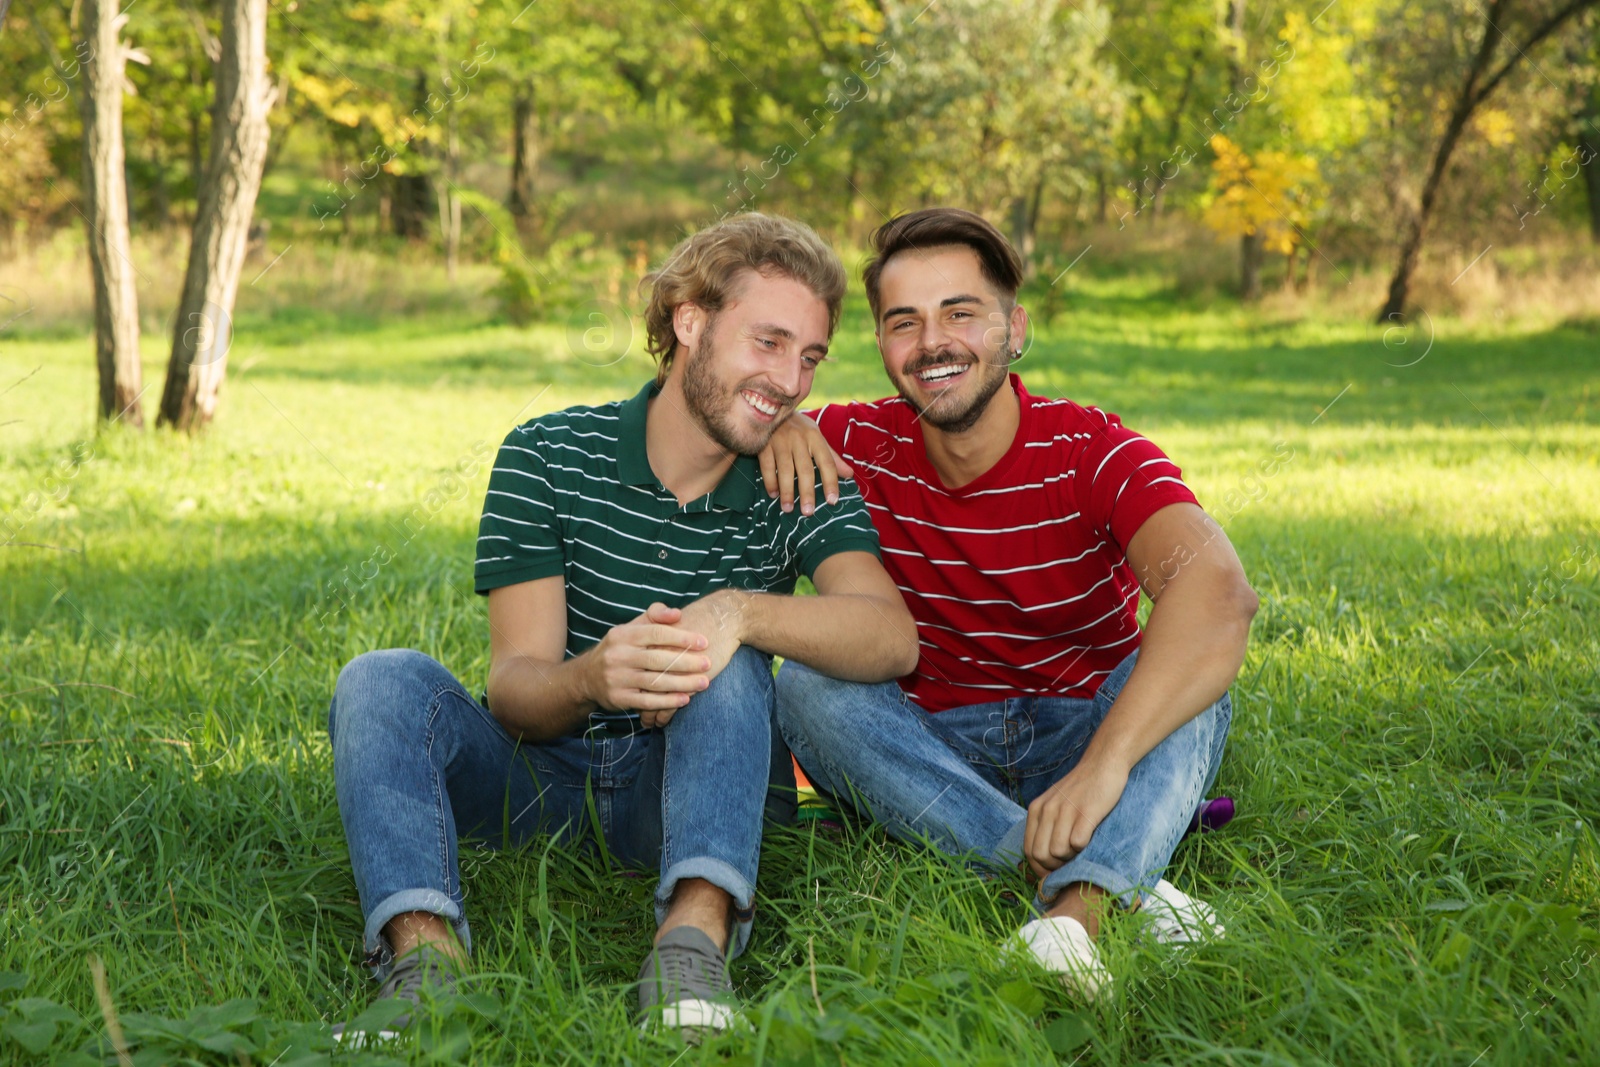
[158,0,275,432]
[437,108,462,283]
[79,0,144,427]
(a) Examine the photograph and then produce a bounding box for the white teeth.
[744,391,778,415]
[918,364,966,382]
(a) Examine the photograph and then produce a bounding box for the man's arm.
[677,551,919,684]
[1023,502,1258,880]
[485,577,714,742]
[757,412,854,516]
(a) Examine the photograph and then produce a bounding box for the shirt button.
[658,549,667,559]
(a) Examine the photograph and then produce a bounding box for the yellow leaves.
[1472,108,1518,149]
[1269,8,1371,148]
[1202,134,1321,254]
[294,73,407,143]
[295,74,363,127]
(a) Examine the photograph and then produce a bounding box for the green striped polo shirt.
[473,381,881,662]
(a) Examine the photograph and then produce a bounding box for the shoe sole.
[639,997,744,1043]
[331,1027,404,1049]
[1014,917,1113,1002]
[1146,880,1226,944]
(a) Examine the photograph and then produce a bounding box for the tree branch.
[1472,0,1600,109]
[799,5,845,66]
[31,11,73,83]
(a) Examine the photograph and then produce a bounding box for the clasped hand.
[581,593,746,728]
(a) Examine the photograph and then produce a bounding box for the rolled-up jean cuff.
[364,888,472,978]
[995,815,1028,869]
[1036,859,1146,916]
[655,858,755,960]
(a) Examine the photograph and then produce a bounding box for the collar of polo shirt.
[617,381,762,513]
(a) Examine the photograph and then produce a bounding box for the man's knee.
[1168,689,1231,765]
[329,648,451,749]
[774,659,873,752]
[664,646,774,743]
[701,645,775,704]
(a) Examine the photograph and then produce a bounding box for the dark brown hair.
[642,213,846,385]
[861,208,1024,322]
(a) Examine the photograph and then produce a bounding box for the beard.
[680,320,794,455]
[897,326,1012,434]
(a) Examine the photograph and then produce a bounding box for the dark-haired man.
[765,208,1257,999]
[328,213,916,1041]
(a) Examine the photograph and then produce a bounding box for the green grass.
[2,268,1598,1065]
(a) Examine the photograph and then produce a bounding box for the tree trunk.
[509,87,538,238]
[392,174,433,237]
[79,0,144,427]
[1378,0,1599,320]
[1376,82,1482,323]
[188,45,207,196]
[1239,231,1263,300]
[1155,46,1205,223]
[1009,189,1039,274]
[844,160,866,244]
[1027,178,1045,251]
[438,107,461,282]
[158,0,275,432]
[1229,0,1253,300]
[436,179,459,281]
[1578,67,1600,241]
[1582,129,1600,241]
[149,142,171,226]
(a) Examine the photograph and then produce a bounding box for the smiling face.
[675,267,832,455]
[875,245,1027,434]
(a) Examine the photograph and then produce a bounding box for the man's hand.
[580,602,710,727]
[757,414,853,515]
[1022,760,1131,883]
[674,589,747,684]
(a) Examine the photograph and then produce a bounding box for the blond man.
[328,214,915,1041]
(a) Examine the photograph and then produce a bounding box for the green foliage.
[862,0,1125,227]
[4,0,1595,280]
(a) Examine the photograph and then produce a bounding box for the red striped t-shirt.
[812,374,1198,712]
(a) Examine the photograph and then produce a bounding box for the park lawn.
[2,275,1598,1066]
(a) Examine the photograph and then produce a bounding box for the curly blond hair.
[643,213,846,385]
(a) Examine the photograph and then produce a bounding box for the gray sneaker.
[636,927,741,1039]
[333,943,461,1046]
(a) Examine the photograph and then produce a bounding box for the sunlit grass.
[2,264,1597,1065]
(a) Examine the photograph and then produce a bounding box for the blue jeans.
[775,650,1229,910]
[328,646,794,972]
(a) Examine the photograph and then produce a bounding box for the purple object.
[1186,796,1235,837]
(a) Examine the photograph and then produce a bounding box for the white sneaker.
[1013,916,1112,1001]
[1142,879,1225,944]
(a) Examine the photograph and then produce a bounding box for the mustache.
[904,351,973,376]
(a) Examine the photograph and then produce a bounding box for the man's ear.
[673,302,707,351]
[1010,302,1029,360]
